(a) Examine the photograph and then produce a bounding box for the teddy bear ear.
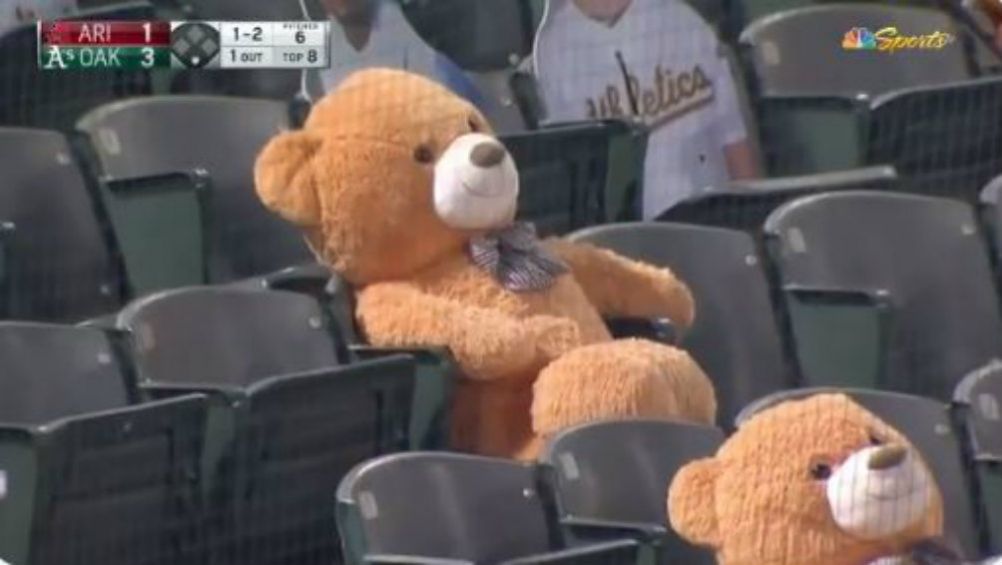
[667,457,721,548]
[254,130,324,227]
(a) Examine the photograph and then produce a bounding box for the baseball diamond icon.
[171,22,219,68]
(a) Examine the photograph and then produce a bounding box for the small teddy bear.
[254,68,717,459]
[668,393,945,565]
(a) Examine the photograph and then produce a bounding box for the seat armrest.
[604,317,677,345]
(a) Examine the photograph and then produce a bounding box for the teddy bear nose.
[470,141,506,168]
[867,445,907,470]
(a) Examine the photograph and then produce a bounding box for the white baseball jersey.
[534,0,748,219]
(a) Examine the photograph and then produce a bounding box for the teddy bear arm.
[545,239,695,328]
[355,282,542,380]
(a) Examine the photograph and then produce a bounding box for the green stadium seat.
[336,452,641,565]
[954,361,1002,554]
[540,420,724,565]
[738,387,984,559]
[739,5,981,178]
[237,265,458,451]
[116,287,419,565]
[0,322,207,565]
[569,222,793,426]
[77,96,312,282]
[763,191,1002,399]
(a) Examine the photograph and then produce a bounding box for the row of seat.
[0,285,453,565]
[0,99,639,322]
[335,380,1002,564]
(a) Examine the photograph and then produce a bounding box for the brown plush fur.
[668,394,943,565]
[255,68,716,459]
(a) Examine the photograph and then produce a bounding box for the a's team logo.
[841,26,954,53]
[842,27,877,50]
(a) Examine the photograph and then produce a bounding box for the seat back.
[865,76,1002,201]
[77,96,311,281]
[738,387,983,559]
[0,323,132,425]
[506,121,629,236]
[657,165,899,231]
[0,127,123,321]
[954,361,1002,553]
[118,287,339,388]
[569,223,792,425]
[740,5,971,98]
[0,2,154,129]
[19,396,207,565]
[337,452,557,563]
[764,192,1002,400]
[542,420,723,564]
[239,355,416,565]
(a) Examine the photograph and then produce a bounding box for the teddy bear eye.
[468,117,480,133]
[809,461,832,480]
[413,144,434,164]
[869,433,884,446]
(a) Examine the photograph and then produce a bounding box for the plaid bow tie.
[469,222,569,293]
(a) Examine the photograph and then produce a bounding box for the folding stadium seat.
[569,222,793,426]
[864,75,1002,201]
[400,0,539,132]
[539,420,724,565]
[0,127,125,322]
[336,452,641,565]
[0,2,158,129]
[507,121,644,235]
[116,286,421,565]
[763,191,1002,401]
[657,165,899,232]
[740,5,975,176]
[235,264,458,451]
[738,387,984,560]
[77,96,313,282]
[0,322,207,565]
[954,361,1002,553]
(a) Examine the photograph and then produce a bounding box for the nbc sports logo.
[842,27,878,49]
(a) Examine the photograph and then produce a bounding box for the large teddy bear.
[668,393,949,565]
[254,68,716,459]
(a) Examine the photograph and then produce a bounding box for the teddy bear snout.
[434,133,519,230]
[470,141,506,168]
[826,444,934,540]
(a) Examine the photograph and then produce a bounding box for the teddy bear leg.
[531,339,717,441]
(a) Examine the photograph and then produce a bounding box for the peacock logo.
[842,27,878,50]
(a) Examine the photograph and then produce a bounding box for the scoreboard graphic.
[38,20,331,70]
